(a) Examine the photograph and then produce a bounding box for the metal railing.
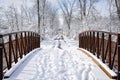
[79,30,120,79]
[0,31,40,79]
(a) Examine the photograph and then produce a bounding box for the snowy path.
[4,39,110,80]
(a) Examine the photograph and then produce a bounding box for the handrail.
[79,30,120,79]
[0,31,40,79]
[80,30,118,35]
[2,31,39,36]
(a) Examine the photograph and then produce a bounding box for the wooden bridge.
[0,31,40,80]
[0,30,120,80]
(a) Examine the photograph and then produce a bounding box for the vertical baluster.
[117,34,120,79]
[79,34,80,48]
[35,34,37,48]
[102,33,105,63]
[86,32,88,49]
[91,32,92,53]
[24,32,27,54]
[20,33,23,58]
[38,34,40,47]
[0,35,3,79]
[85,33,86,49]
[92,32,95,55]
[29,32,31,51]
[29,32,31,52]
[89,32,90,51]
[32,33,34,49]
[97,32,99,58]
[108,34,112,69]
[27,32,30,52]
[37,34,39,48]
[81,34,83,48]
[90,32,92,52]
[9,35,12,69]
[85,32,86,49]
[83,33,85,49]
[86,32,88,50]
[94,32,97,55]
[91,32,93,52]
[87,32,89,51]
[31,32,33,50]
[15,34,18,62]
[22,33,26,55]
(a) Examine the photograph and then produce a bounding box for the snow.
[79,48,117,77]
[4,48,41,78]
[3,37,111,80]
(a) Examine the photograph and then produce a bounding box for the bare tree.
[78,0,99,20]
[58,0,76,30]
[13,6,19,31]
[4,5,19,32]
[37,0,41,34]
[42,0,47,28]
[115,0,120,20]
[78,0,86,20]
[48,6,58,36]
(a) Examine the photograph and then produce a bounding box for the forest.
[0,0,120,39]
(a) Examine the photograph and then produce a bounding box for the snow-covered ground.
[4,37,111,80]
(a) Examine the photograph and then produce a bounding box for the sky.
[0,0,110,17]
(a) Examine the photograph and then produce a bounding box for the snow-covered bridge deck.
[3,39,114,80]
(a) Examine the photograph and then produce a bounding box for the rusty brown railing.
[79,30,120,79]
[0,31,40,79]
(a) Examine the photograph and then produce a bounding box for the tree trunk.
[37,0,41,34]
[115,0,120,20]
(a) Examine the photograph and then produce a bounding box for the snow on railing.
[79,30,120,79]
[0,31,40,79]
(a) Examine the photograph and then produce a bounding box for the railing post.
[118,34,120,79]
[79,34,80,48]
[93,32,95,55]
[86,32,89,50]
[38,34,40,48]
[84,33,87,49]
[102,33,105,63]
[30,32,32,51]
[83,33,85,49]
[27,32,30,52]
[97,32,99,58]
[15,34,18,62]
[90,32,92,52]
[35,34,37,48]
[24,32,27,54]
[9,35,12,69]
[0,35,3,80]
[20,33,23,57]
[33,33,35,49]
[31,32,33,50]
[88,32,90,51]
[81,34,83,48]
[108,34,112,69]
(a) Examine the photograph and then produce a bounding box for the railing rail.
[0,31,40,79]
[79,30,120,79]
